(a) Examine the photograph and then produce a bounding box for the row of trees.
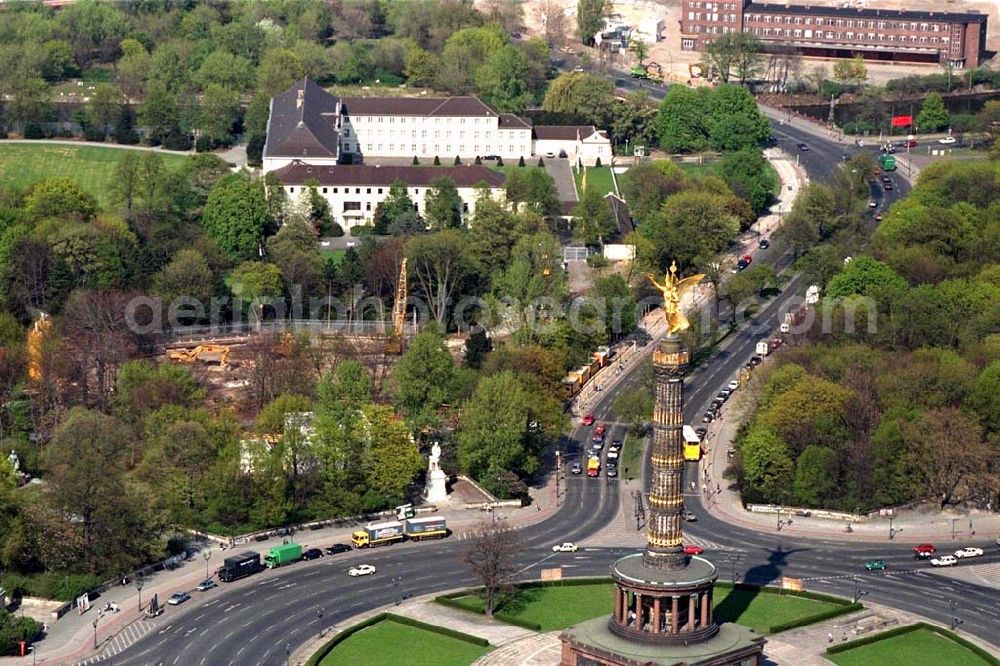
[733,158,999,511]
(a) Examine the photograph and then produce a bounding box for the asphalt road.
[101,120,1000,665]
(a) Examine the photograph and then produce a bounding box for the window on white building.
[322,187,328,194]
[344,202,360,211]
[289,187,295,193]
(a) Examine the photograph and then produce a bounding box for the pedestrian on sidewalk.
[828,632,834,643]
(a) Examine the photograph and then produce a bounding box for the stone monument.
[560,263,766,666]
[425,441,448,503]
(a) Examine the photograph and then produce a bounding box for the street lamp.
[950,599,963,630]
[203,549,212,581]
[135,576,144,612]
[555,449,561,507]
[92,612,101,650]
[951,518,958,541]
[852,577,868,604]
[392,576,402,606]
[888,515,901,540]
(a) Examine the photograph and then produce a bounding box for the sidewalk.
[16,479,563,666]
[700,398,1000,545]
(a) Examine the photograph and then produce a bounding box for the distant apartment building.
[679,1,987,68]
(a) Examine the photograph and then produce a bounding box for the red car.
[595,423,606,436]
[913,543,936,559]
[683,545,704,555]
[582,414,595,426]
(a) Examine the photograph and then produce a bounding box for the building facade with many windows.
[680,1,987,68]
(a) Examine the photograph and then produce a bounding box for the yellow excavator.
[167,345,231,367]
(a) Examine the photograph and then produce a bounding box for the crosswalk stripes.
[77,619,156,665]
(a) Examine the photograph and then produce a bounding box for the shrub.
[433,155,441,166]
[23,123,44,139]
[587,253,608,268]
[327,222,345,237]
[1,571,100,602]
[518,156,526,167]
[537,157,545,166]
[412,155,419,165]
[246,134,264,166]
[163,129,192,151]
[114,126,140,145]
[474,155,482,165]
[820,80,843,98]
[496,156,504,166]
[83,126,105,142]
[195,135,213,153]
[595,157,602,167]
[0,612,42,656]
[351,224,375,236]
[454,155,461,165]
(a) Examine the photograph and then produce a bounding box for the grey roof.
[745,2,986,23]
[264,78,340,159]
[272,162,506,188]
[339,95,501,118]
[613,553,718,589]
[533,125,607,141]
[605,193,634,238]
[499,113,532,130]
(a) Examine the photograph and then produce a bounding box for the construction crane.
[26,313,50,383]
[386,258,408,354]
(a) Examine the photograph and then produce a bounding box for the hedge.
[768,603,863,633]
[305,612,489,666]
[826,622,1000,665]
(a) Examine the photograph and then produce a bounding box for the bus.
[878,153,896,171]
[683,425,703,461]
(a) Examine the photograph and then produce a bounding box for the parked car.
[482,155,500,161]
[796,142,810,151]
[609,440,623,453]
[727,380,740,392]
[749,356,763,367]
[325,544,352,555]
[302,548,324,561]
[348,564,377,577]
[570,461,583,475]
[718,388,732,399]
[930,555,957,567]
[694,426,707,440]
[758,239,770,249]
[865,559,887,572]
[954,547,984,559]
[582,414,595,426]
[682,510,698,522]
[607,449,619,460]
[868,201,878,208]
[167,592,191,606]
[880,176,892,184]
[913,544,936,558]
[552,542,578,553]
[594,423,606,436]
[938,136,956,145]
[683,544,704,555]
[702,411,715,423]
[558,149,568,158]
[904,139,918,148]
[592,434,605,446]
[195,579,217,591]
[883,182,892,190]
[606,466,618,477]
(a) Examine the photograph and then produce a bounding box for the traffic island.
[306,613,490,666]
[827,622,1000,666]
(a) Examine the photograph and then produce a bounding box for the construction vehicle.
[630,61,663,84]
[167,345,231,367]
[385,257,408,354]
[26,313,50,383]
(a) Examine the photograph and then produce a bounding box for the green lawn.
[320,248,346,263]
[712,586,840,634]
[618,434,645,483]
[319,618,489,666]
[828,627,994,666]
[575,166,617,197]
[0,143,188,207]
[447,583,842,635]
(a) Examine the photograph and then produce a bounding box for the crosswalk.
[77,619,156,665]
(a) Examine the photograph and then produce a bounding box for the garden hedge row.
[826,622,1000,665]
[768,603,863,633]
[305,613,489,665]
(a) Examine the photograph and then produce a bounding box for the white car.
[954,547,984,559]
[930,555,957,567]
[727,380,740,391]
[552,542,578,553]
[938,136,957,145]
[348,564,377,577]
[868,201,877,208]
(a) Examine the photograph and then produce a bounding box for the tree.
[198,84,239,145]
[404,48,441,88]
[202,173,274,262]
[475,44,531,113]
[827,255,907,298]
[424,177,463,230]
[542,72,615,126]
[152,248,216,310]
[612,389,653,435]
[374,180,418,234]
[591,273,637,342]
[792,445,839,506]
[46,408,158,574]
[572,186,614,245]
[610,90,658,151]
[115,360,204,425]
[505,168,560,218]
[716,148,777,216]
[109,152,141,217]
[535,0,569,47]
[655,85,712,153]
[706,85,772,151]
[903,407,992,507]
[139,81,179,144]
[967,361,1000,434]
[393,327,457,429]
[4,77,52,131]
[439,26,508,94]
[229,261,285,316]
[639,190,739,271]
[195,50,255,92]
[24,177,97,222]
[577,0,607,46]
[916,92,950,132]
[406,230,477,327]
[463,329,492,368]
[463,519,523,617]
[833,55,867,88]
[704,32,764,84]
[266,218,324,297]
[360,404,424,506]
[739,428,794,503]
[86,83,122,138]
[458,371,536,487]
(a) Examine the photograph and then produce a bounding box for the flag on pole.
[891,115,912,128]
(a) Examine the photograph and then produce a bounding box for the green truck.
[878,153,896,171]
[264,543,302,568]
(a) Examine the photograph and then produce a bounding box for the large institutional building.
[679,1,987,68]
[263,79,611,231]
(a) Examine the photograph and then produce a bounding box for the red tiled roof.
[272,161,506,188]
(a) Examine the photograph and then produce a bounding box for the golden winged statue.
[647,262,705,335]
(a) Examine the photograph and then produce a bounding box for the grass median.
[828,626,996,666]
[443,581,845,635]
[318,617,489,666]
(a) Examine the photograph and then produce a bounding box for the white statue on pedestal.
[425,442,448,503]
